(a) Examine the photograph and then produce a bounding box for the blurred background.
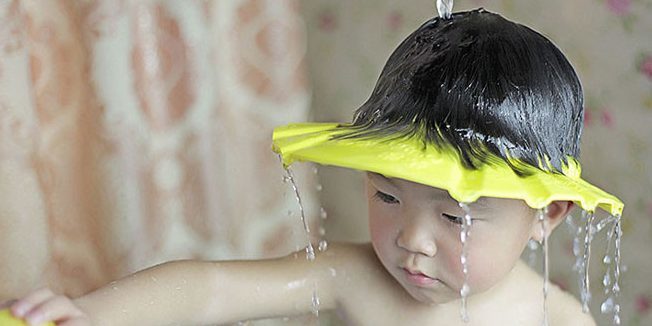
[0,0,650,325]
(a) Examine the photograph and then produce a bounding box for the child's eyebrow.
[368,172,397,186]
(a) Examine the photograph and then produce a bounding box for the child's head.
[272,7,622,307]
[349,9,583,176]
[354,9,581,303]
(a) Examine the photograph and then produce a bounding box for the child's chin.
[404,286,457,305]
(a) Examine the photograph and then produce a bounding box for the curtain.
[0,2,320,318]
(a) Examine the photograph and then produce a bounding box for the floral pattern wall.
[302,0,652,325]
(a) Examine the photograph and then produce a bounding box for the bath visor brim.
[272,122,624,216]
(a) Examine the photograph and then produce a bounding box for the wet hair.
[339,9,583,176]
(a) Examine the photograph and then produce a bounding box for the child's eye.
[442,213,464,225]
[373,191,399,204]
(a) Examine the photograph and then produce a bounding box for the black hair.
[338,8,584,176]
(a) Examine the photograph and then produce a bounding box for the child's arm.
[10,247,343,325]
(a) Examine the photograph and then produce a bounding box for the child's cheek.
[368,210,398,252]
[444,238,503,293]
[466,247,514,293]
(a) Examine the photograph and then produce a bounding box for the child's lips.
[403,268,439,286]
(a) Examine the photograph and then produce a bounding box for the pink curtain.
[0,0,319,308]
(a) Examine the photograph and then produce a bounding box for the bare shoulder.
[513,262,596,326]
[547,284,596,326]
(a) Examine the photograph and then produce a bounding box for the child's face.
[366,172,539,304]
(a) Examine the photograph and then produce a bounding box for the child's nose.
[396,217,437,257]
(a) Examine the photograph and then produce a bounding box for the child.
[2,9,622,326]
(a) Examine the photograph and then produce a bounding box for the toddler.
[3,8,623,326]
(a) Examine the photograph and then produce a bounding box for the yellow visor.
[272,123,624,216]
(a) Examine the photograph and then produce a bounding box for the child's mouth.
[403,268,439,286]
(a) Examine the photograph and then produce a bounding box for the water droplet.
[311,288,320,317]
[318,226,326,236]
[573,238,582,257]
[320,207,328,219]
[318,240,328,252]
[527,239,539,267]
[306,244,316,261]
[603,255,612,264]
[312,166,319,174]
[460,284,470,297]
[601,297,614,314]
[316,184,323,191]
[603,274,611,287]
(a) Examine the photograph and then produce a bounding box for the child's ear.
[530,201,575,241]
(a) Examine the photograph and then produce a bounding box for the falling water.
[612,219,622,325]
[318,208,329,251]
[318,240,328,252]
[579,211,596,312]
[458,202,473,323]
[280,156,315,261]
[436,0,454,19]
[279,158,325,322]
[314,166,329,253]
[538,208,550,326]
[527,239,539,267]
[311,285,321,317]
[569,213,585,299]
[600,215,622,325]
[567,210,624,325]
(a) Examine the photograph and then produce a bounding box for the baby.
[3,9,622,325]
